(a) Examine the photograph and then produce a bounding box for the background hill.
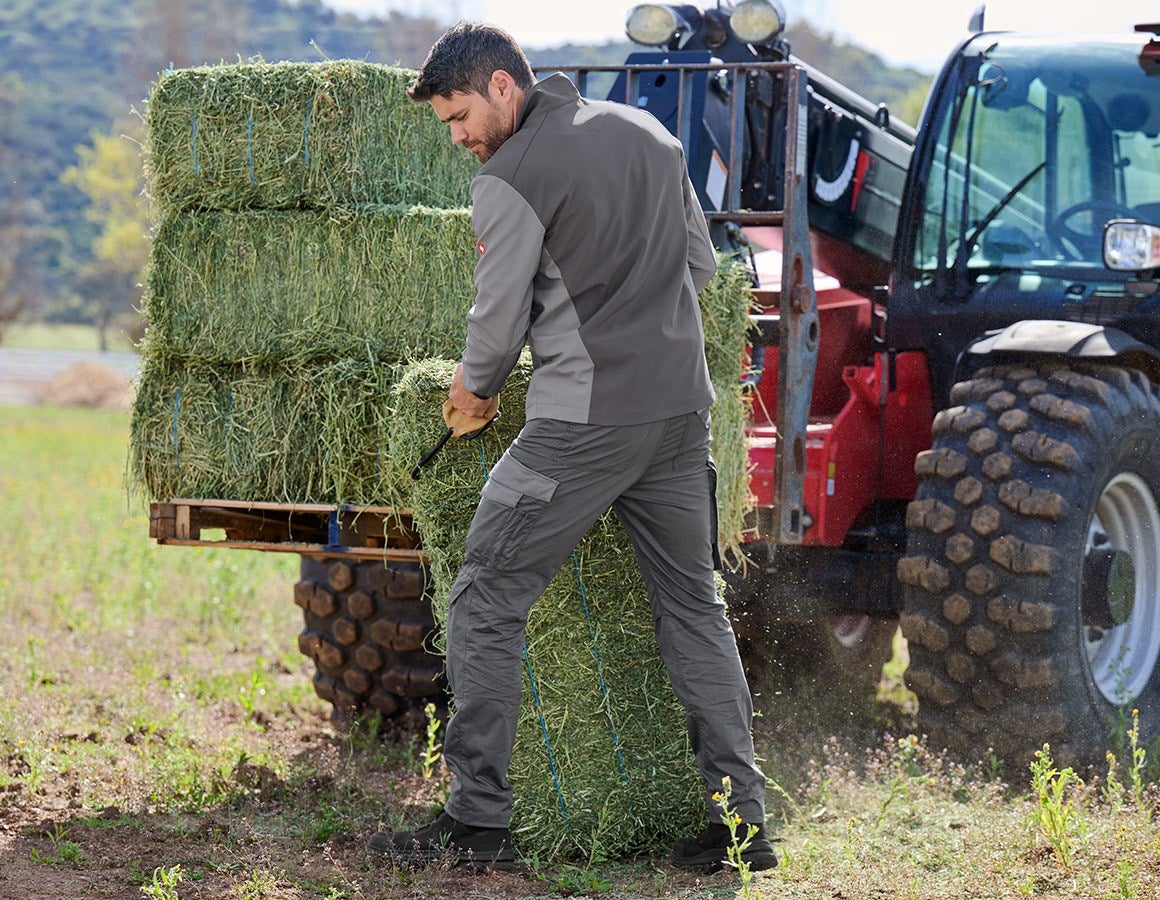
[0,0,930,342]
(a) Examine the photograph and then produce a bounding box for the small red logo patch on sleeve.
[476,241,487,256]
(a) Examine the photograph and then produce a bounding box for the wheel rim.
[1084,472,1160,703]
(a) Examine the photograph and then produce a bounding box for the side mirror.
[1104,220,1160,272]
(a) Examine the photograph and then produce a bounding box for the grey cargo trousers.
[441,408,766,828]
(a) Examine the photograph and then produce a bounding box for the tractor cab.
[890,27,1160,401]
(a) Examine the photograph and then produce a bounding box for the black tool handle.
[410,427,454,480]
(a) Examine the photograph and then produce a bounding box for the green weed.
[29,824,84,866]
[544,863,615,894]
[25,637,42,686]
[235,868,278,898]
[1126,708,1149,814]
[1028,744,1085,870]
[18,740,55,795]
[1104,750,1127,812]
[139,864,184,899]
[1115,854,1140,899]
[420,702,442,780]
[237,661,272,720]
[713,775,760,898]
[346,711,386,757]
[306,803,350,843]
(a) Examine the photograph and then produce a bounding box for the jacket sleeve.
[683,156,717,293]
[461,174,545,398]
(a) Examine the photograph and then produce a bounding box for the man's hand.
[449,363,497,419]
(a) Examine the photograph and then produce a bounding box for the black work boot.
[366,809,515,871]
[670,821,778,873]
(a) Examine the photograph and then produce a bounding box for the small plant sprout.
[1115,854,1140,900]
[29,823,84,866]
[25,636,41,686]
[1028,744,1085,870]
[237,661,271,719]
[236,868,278,898]
[421,702,443,780]
[1126,708,1149,815]
[1104,750,1126,812]
[140,864,184,900]
[712,775,760,899]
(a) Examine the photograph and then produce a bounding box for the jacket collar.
[516,73,581,131]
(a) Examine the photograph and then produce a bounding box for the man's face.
[430,90,513,164]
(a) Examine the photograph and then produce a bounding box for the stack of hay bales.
[131,60,755,862]
[131,61,477,506]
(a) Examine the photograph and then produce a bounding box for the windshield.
[913,35,1160,274]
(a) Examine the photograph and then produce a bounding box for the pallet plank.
[153,537,423,562]
[148,499,422,560]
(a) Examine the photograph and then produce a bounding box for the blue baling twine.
[523,643,569,819]
[191,113,199,174]
[474,442,568,820]
[223,391,233,456]
[572,551,631,797]
[172,385,182,469]
[247,117,256,186]
[303,98,312,166]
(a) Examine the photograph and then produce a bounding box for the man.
[367,21,774,875]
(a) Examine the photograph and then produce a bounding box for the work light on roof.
[729,0,785,45]
[626,4,688,46]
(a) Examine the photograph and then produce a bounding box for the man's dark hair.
[408,22,535,103]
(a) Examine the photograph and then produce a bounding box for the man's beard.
[474,105,512,162]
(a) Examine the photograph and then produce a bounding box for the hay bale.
[128,354,405,507]
[697,254,757,552]
[36,362,135,411]
[510,513,705,859]
[388,357,702,860]
[146,61,474,211]
[143,205,475,366]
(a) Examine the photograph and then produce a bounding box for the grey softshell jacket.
[461,73,718,425]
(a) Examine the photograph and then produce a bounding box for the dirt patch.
[35,362,134,411]
[0,708,723,899]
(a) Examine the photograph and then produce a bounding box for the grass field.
[1,405,1159,898]
[1,323,136,352]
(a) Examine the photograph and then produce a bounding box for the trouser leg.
[441,418,655,827]
[612,409,766,825]
[441,411,765,829]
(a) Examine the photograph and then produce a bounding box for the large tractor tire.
[898,362,1160,767]
[295,555,445,732]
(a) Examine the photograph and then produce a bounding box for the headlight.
[1104,220,1160,271]
[730,0,785,45]
[626,4,684,46]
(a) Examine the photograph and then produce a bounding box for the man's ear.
[489,69,515,99]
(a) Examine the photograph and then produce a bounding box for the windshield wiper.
[957,161,1047,265]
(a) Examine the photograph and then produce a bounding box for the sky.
[322,0,1160,71]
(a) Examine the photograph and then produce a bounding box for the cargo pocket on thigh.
[707,461,722,571]
[477,455,559,568]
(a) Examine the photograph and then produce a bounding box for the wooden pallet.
[149,499,423,562]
